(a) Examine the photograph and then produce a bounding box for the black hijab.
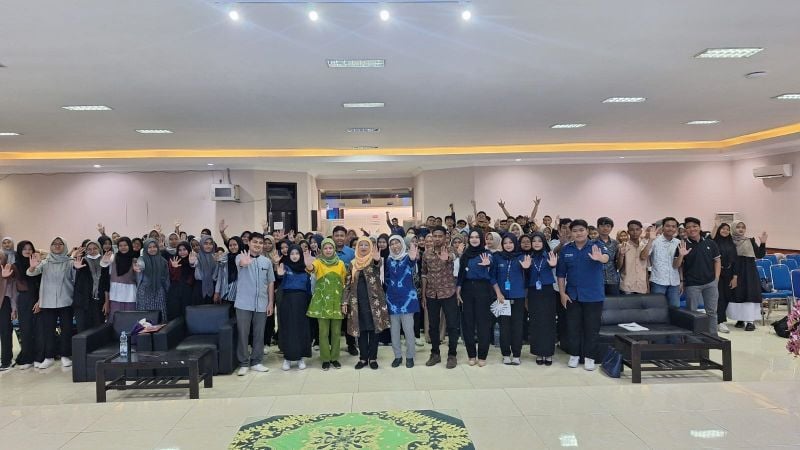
[174,242,195,283]
[458,229,486,285]
[14,240,38,286]
[519,234,533,256]
[712,223,736,266]
[377,234,390,259]
[499,233,521,260]
[529,232,551,258]
[226,236,244,284]
[115,237,135,276]
[281,244,307,274]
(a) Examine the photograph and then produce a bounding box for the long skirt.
[278,289,312,361]
[529,285,558,357]
[167,283,193,321]
[136,286,167,323]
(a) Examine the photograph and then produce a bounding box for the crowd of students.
[0,199,768,374]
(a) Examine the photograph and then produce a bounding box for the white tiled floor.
[1,324,799,449]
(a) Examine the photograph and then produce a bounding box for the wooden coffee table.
[95,349,214,402]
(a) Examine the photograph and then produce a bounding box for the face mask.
[86,253,101,260]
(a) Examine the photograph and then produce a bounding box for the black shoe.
[406,358,414,368]
[426,353,441,366]
[355,360,367,370]
[369,361,379,370]
[536,357,544,366]
[544,357,553,366]
[745,322,756,331]
[322,362,331,371]
[331,360,342,369]
[391,358,402,368]
[347,345,359,356]
[735,321,745,328]
[0,364,11,371]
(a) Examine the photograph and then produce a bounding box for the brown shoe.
[425,354,441,367]
[446,356,457,369]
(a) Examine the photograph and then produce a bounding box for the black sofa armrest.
[668,306,709,333]
[72,323,114,382]
[216,318,236,374]
[152,317,186,351]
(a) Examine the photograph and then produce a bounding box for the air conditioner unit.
[753,164,792,179]
[211,183,240,202]
[714,212,741,224]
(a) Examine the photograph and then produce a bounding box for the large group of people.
[0,198,769,374]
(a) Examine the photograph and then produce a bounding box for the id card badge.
[504,280,511,291]
[535,280,542,291]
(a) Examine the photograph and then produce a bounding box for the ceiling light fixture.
[514,158,522,162]
[308,10,319,22]
[327,59,384,68]
[551,123,587,129]
[353,146,379,149]
[379,9,390,21]
[619,156,625,159]
[347,128,380,133]
[343,102,384,108]
[461,9,472,21]
[207,163,215,166]
[62,105,113,111]
[603,97,646,103]
[135,129,173,134]
[686,120,720,125]
[93,164,102,168]
[228,10,240,21]
[694,48,763,59]
[355,169,377,172]
[773,93,800,100]
[0,132,21,136]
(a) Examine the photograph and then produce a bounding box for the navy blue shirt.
[527,253,556,287]
[556,240,608,302]
[457,255,492,286]
[281,267,311,294]
[491,253,527,299]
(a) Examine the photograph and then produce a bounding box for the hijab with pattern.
[318,238,340,266]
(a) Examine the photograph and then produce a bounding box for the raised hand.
[588,245,604,262]
[261,219,269,232]
[73,257,86,269]
[548,251,558,267]
[677,240,692,256]
[155,223,162,234]
[470,199,476,208]
[288,230,296,240]
[276,229,286,241]
[132,258,141,273]
[759,231,768,243]
[520,255,532,269]
[372,245,381,261]
[456,242,466,256]
[219,219,228,232]
[101,251,113,264]
[271,253,282,265]
[97,223,105,234]
[215,251,226,263]
[478,253,492,266]
[303,250,315,267]
[534,196,541,205]
[170,256,182,268]
[29,253,41,270]
[619,242,629,254]
[466,214,474,226]
[438,246,450,261]
[408,243,418,261]
[1,263,13,278]
[648,227,657,240]
[239,250,252,267]
[497,199,505,208]
[276,263,285,276]
[188,251,198,266]
[174,219,181,229]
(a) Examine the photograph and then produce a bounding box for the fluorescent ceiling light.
[92,164,102,168]
[694,48,763,59]
[686,120,720,125]
[551,123,586,129]
[343,102,384,108]
[207,163,215,166]
[514,158,522,162]
[379,10,390,21]
[773,93,800,100]
[228,10,240,21]
[347,127,380,133]
[355,169,376,172]
[603,97,646,103]
[135,129,173,134]
[62,105,112,111]
[353,146,379,149]
[0,132,21,136]
[327,59,385,68]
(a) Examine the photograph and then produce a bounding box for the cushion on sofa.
[601,295,669,325]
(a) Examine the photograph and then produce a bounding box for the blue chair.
[786,254,800,265]
[791,269,800,311]
[756,259,772,280]
[762,264,794,323]
[757,266,767,280]
[764,254,779,265]
[785,259,799,271]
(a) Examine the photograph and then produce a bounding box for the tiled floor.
[1,322,799,449]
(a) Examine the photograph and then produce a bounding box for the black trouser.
[358,330,379,361]
[427,295,460,357]
[499,299,525,358]
[345,323,356,348]
[0,297,13,366]
[460,280,494,359]
[74,300,104,333]
[15,291,38,365]
[604,284,620,296]
[309,317,319,345]
[413,311,422,338]
[564,301,603,360]
[40,306,73,359]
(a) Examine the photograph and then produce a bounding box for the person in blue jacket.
[491,234,530,365]
[556,220,609,371]
[456,230,493,367]
[276,244,312,371]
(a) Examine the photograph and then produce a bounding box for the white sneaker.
[502,356,512,365]
[251,364,269,373]
[17,363,33,370]
[512,357,521,365]
[38,358,55,369]
[262,346,270,355]
[33,361,41,369]
[415,338,424,347]
[584,358,596,371]
[237,366,249,376]
[718,323,730,334]
[281,360,291,371]
[61,357,72,368]
[567,355,580,368]
[313,345,319,351]
[298,359,307,370]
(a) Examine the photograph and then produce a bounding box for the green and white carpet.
[229,410,475,450]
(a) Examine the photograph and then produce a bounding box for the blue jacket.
[491,253,527,299]
[556,240,608,302]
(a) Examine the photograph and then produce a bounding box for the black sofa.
[71,310,162,382]
[598,294,709,359]
[151,304,236,375]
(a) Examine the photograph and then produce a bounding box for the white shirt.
[648,235,681,286]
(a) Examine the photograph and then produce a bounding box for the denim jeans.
[684,280,718,335]
[650,282,682,308]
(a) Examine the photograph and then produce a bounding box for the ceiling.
[1,0,800,176]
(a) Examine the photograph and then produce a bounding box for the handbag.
[772,316,790,338]
[601,346,624,378]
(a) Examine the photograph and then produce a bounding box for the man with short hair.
[617,220,649,295]
[421,226,459,369]
[455,219,469,235]
[674,217,720,335]
[385,212,405,236]
[645,217,682,307]
[596,217,620,295]
[234,233,275,376]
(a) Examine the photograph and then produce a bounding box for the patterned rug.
[229,410,475,450]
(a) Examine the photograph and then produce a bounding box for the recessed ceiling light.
[603,97,646,103]
[308,10,319,22]
[619,156,625,159]
[135,129,173,134]
[551,123,587,129]
[347,128,380,133]
[686,120,720,125]
[207,163,215,166]
[379,10,390,21]
[92,164,102,168]
[773,93,800,100]
[461,9,472,21]
[694,48,763,59]
[353,146,379,149]
[355,169,377,172]
[327,59,385,68]
[62,105,113,111]
[228,10,240,21]
[514,158,522,162]
[343,102,384,108]
[0,132,21,136]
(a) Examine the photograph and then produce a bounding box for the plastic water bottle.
[119,331,128,358]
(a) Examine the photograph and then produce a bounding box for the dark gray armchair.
[151,305,235,375]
